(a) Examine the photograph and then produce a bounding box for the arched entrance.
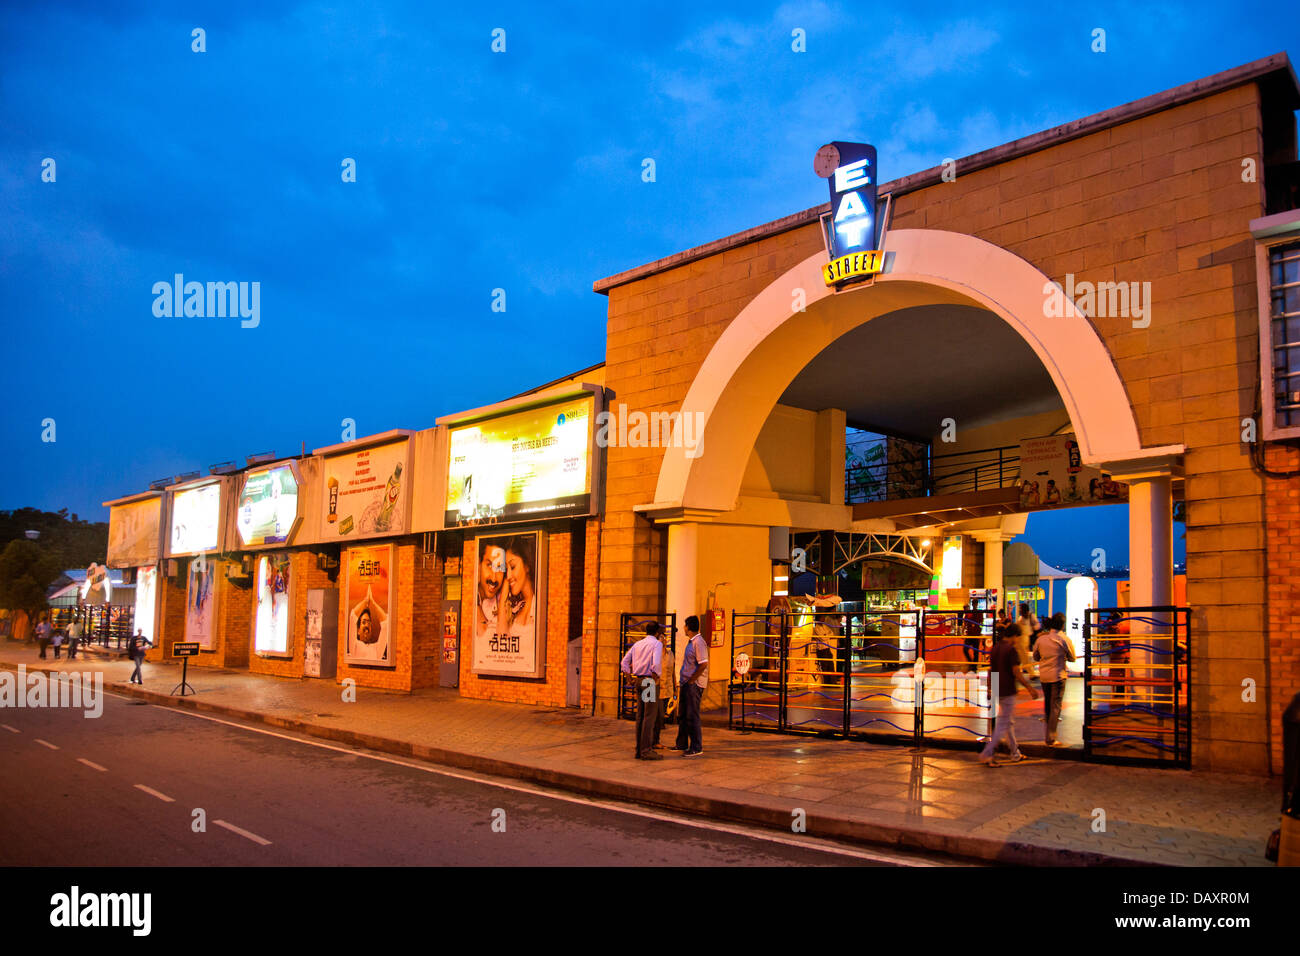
[639,228,1185,758]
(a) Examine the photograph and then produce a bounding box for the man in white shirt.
[1033,612,1076,746]
[620,622,664,760]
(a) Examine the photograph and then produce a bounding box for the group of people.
[30,613,153,684]
[619,615,709,759]
[33,612,86,660]
[980,605,1077,765]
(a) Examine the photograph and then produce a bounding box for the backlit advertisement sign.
[134,566,158,644]
[322,441,408,540]
[447,396,593,526]
[816,141,883,287]
[344,544,393,666]
[238,464,300,547]
[108,497,162,567]
[170,483,221,555]
[185,559,217,648]
[253,554,291,655]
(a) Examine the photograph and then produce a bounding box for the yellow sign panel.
[823,250,885,286]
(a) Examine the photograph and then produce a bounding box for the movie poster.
[253,555,291,654]
[471,530,546,678]
[185,559,217,648]
[1016,434,1129,510]
[344,544,393,666]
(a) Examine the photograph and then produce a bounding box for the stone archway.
[653,229,1178,513]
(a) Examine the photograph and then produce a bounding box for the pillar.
[666,521,699,657]
[1126,474,1175,695]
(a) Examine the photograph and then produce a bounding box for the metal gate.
[730,606,995,746]
[1083,606,1191,767]
[617,612,677,720]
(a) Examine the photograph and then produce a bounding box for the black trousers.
[675,683,703,752]
[633,678,657,756]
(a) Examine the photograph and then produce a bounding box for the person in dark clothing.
[126,629,152,684]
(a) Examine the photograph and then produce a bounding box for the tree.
[0,539,63,616]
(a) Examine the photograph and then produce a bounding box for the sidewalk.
[1,641,1279,867]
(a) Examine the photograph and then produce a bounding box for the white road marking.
[77,758,108,772]
[155,704,943,866]
[35,738,59,750]
[134,784,174,803]
[1,724,19,733]
[213,820,272,846]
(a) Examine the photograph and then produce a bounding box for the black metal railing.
[730,606,997,745]
[845,437,1020,504]
[1083,606,1191,768]
[617,611,677,720]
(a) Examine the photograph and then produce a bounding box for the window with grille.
[1270,242,1300,429]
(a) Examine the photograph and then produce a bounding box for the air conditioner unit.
[316,552,339,572]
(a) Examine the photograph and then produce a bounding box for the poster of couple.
[471,531,546,679]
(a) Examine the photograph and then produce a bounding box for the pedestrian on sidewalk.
[1033,612,1075,746]
[654,626,677,749]
[675,615,709,756]
[620,622,664,760]
[35,616,51,659]
[51,624,64,660]
[67,614,84,660]
[127,629,152,685]
[980,623,1040,767]
[1015,603,1038,680]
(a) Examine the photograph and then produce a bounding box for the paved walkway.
[1,641,1279,866]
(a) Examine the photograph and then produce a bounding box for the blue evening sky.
[3,1,1292,569]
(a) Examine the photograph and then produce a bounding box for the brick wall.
[1263,443,1300,774]
[152,568,186,662]
[599,84,1276,770]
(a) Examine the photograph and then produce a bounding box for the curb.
[3,659,1164,867]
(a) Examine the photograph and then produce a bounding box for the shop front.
[438,383,604,709]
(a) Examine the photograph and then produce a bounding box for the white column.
[666,521,699,658]
[983,538,1004,595]
[1126,475,1174,695]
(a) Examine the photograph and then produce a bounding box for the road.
[0,673,958,866]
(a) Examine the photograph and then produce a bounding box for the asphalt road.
[0,673,955,866]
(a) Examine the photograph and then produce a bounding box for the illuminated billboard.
[253,555,291,655]
[238,464,300,547]
[170,483,221,555]
[447,395,593,526]
[108,496,162,567]
[322,440,408,540]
